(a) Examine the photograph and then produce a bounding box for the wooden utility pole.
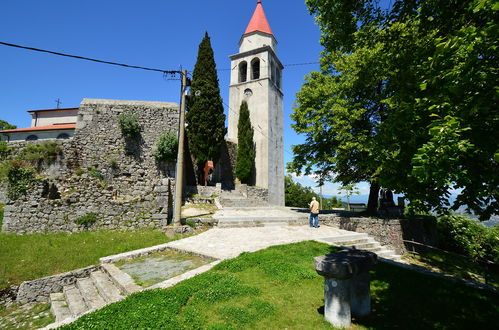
[173,70,188,226]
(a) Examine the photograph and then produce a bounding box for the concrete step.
[90,270,124,303]
[318,233,369,243]
[219,199,269,208]
[342,242,377,250]
[49,292,72,323]
[76,277,106,310]
[217,217,305,228]
[63,285,88,317]
[331,239,370,246]
[101,263,142,295]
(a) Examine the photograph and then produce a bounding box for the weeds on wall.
[118,112,141,138]
[5,160,39,200]
[74,212,98,229]
[152,131,178,162]
[87,167,104,180]
[20,142,61,168]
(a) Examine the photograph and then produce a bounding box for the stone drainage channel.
[40,226,401,329]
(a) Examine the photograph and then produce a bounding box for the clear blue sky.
[0,0,371,199]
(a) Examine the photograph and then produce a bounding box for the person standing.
[309,197,320,228]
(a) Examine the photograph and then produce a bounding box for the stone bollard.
[314,250,377,328]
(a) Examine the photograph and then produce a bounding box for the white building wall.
[239,32,276,53]
[0,130,74,142]
[30,109,78,127]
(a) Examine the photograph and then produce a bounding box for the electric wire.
[0,41,179,74]
[0,41,318,73]
[0,41,300,157]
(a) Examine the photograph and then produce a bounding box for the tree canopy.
[290,0,498,219]
[0,120,16,131]
[186,32,226,176]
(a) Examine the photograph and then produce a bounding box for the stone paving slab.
[166,225,360,260]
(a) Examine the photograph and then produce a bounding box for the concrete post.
[173,70,188,226]
[314,250,377,328]
[350,272,371,317]
[324,277,351,327]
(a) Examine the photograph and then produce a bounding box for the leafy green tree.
[291,0,498,219]
[235,101,255,184]
[187,32,226,181]
[0,120,16,131]
[284,175,320,208]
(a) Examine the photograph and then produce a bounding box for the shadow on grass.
[321,245,498,329]
[352,263,497,329]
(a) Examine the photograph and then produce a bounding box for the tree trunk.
[367,181,380,215]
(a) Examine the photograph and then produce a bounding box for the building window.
[57,133,70,139]
[26,135,38,141]
[239,61,248,83]
[251,58,260,80]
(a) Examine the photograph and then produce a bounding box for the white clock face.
[244,88,253,97]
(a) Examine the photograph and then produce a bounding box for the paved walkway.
[166,225,355,260]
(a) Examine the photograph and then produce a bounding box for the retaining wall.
[2,99,179,234]
[320,214,438,255]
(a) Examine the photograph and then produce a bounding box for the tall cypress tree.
[186,32,226,179]
[235,101,255,184]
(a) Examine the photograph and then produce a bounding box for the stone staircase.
[219,198,269,208]
[214,207,305,228]
[317,233,402,260]
[48,263,141,325]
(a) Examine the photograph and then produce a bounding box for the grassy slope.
[62,241,499,330]
[404,250,499,289]
[0,229,175,288]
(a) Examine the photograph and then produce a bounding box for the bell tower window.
[239,61,248,83]
[251,58,260,80]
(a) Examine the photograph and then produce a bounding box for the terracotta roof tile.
[244,0,273,36]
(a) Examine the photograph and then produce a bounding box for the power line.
[0,41,179,74]
[1,40,298,157]
[221,100,294,157]
[0,41,318,74]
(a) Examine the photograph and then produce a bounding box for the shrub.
[6,160,38,200]
[118,112,141,138]
[0,141,11,159]
[152,131,178,162]
[75,212,98,229]
[436,215,498,262]
[20,141,61,165]
[0,203,4,229]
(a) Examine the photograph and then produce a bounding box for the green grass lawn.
[62,241,499,329]
[0,229,176,289]
[404,250,499,289]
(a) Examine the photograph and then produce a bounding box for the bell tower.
[228,0,284,205]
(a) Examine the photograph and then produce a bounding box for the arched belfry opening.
[251,58,260,80]
[239,61,248,83]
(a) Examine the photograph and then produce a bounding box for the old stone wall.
[16,265,99,304]
[320,214,437,255]
[2,99,179,234]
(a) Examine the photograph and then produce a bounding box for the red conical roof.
[244,0,273,35]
